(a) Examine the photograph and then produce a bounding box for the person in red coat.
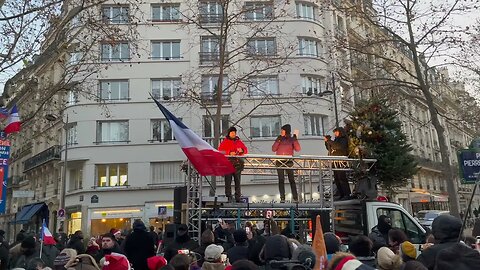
[218,126,248,203]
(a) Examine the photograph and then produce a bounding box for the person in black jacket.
[416,214,463,270]
[67,230,85,254]
[124,219,156,270]
[324,127,351,200]
[94,233,123,263]
[193,229,215,267]
[163,224,199,261]
[227,230,249,264]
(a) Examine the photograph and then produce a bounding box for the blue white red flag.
[41,220,56,245]
[151,96,235,176]
[0,107,9,119]
[4,105,21,134]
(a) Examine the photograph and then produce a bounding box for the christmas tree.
[346,98,417,194]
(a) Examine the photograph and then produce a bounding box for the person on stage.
[272,124,301,203]
[324,127,351,200]
[218,126,248,203]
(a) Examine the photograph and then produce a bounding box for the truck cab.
[334,199,427,247]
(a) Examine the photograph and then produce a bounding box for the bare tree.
[332,0,480,216]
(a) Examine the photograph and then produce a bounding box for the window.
[101,43,129,61]
[152,79,182,99]
[151,162,183,184]
[67,90,79,105]
[96,164,128,187]
[152,4,180,21]
[304,114,327,136]
[296,2,315,20]
[200,36,220,63]
[201,75,229,100]
[100,80,129,100]
[249,76,279,96]
[69,167,83,191]
[68,52,83,66]
[199,1,223,23]
[245,2,273,21]
[298,38,318,56]
[102,5,129,24]
[203,115,230,138]
[247,38,276,56]
[151,119,176,142]
[376,208,426,244]
[66,123,78,145]
[152,41,181,60]
[251,116,280,138]
[301,75,324,95]
[96,121,129,143]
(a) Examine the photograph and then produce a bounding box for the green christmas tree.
[346,98,418,194]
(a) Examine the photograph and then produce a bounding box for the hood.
[333,127,346,137]
[377,215,392,235]
[176,224,191,243]
[133,219,147,231]
[434,243,480,270]
[431,215,462,243]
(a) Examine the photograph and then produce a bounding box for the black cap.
[228,126,237,133]
[21,236,36,249]
[233,229,248,243]
[281,124,291,134]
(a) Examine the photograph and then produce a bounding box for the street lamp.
[45,113,68,230]
[320,74,339,128]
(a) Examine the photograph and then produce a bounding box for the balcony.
[199,52,228,65]
[416,157,443,172]
[200,92,230,105]
[199,14,224,24]
[7,175,24,188]
[23,145,61,172]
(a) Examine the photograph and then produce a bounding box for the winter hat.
[281,124,292,134]
[228,126,237,133]
[324,232,341,254]
[399,241,416,260]
[204,244,224,262]
[376,247,403,270]
[112,229,121,236]
[231,260,259,270]
[233,229,247,243]
[147,256,168,270]
[102,253,131,270]
[292,244,316,269]
[334,256,375,270]
[53,248,78,270]
[133,219,147,231]
[21,236,36,249]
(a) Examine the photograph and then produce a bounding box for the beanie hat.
[228,126,237,133]
[204,244,224,262]
[54,248,77,270]
[377,247,403,270]
[324,232,340,254]
[292,245,316,269]
[281,124,291,134]
[102,253,131,270]
[334,256,375,270]
[233,229,247,243]
[133,219,147,231]
[21,236,36,249]
[400,241,416,260]
[147,256,167,270]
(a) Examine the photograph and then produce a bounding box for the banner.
[0,132,10,214]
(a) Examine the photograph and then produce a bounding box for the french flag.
[4,105,21,134]
[41,220,56,245]
[0,107,9,119]
[152,96,235,176]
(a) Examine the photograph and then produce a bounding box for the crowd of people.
[0,213,479,270]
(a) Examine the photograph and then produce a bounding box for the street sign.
[458,149,480,184]
[58,208,65,218]
[158,206,167,216]
[12,190,34,198]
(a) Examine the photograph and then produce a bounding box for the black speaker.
[310,210,331,239]
[162,223,178,252]
[173,186,187,224]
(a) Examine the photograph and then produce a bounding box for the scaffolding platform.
[185,154,376,243]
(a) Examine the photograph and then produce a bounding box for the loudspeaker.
[162,223,178,252]
[173,186,187,224]
[310,210,331,239]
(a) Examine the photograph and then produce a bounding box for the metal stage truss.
[186,154,376,242]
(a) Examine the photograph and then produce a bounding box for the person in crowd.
[101,253,130,270]
[327,252,375,270]
[41,239,60,268]
[194,230,215,267]
[421,234,435,251]
[376,247,402,270]
[14,236,38,269]
[230,260,258,270]
[259,234,294,263]
[53,248,77,270]
[124,219,156,270]
[214,221,235,251]
[65,253,100,270]
[432,242,480,270]
[218,126,248,203]
[369,215,392,252]
[227,230,249,264]
[149,226,160,247]
[67,230,86,255]
[86,237,100,257]
[54,228,68,251]
[272,124,301,203]
[348,235,375,267]
[111,229,123,247]
[9,231,26,268]
[157,228,164,242]
[10,230,26,249]
[0,230,8,270]
[324,232,341,262]
[164,224,199,261]
[202,244,228,270]
[398,241,416,264]
[416,214,463,270]
[291,244,316,270]
[93,233,122,263]
[324,127,350,200]
[402,261,427,270]
[147,256,168,270]
[170,254,192,270]
[388,229,408,254]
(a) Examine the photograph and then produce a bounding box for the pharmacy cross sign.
[458,149,480,184]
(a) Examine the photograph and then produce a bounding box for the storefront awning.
[410,191,449,203]
[13,202,47,224]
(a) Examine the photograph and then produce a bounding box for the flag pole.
[39,219,44,258]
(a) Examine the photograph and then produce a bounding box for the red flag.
[312,215,328,270]
[152,97,235,176]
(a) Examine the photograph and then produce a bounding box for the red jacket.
[218,136,248,156]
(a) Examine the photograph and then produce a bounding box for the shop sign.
[158,206,167,216]
[91,195,99,203]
